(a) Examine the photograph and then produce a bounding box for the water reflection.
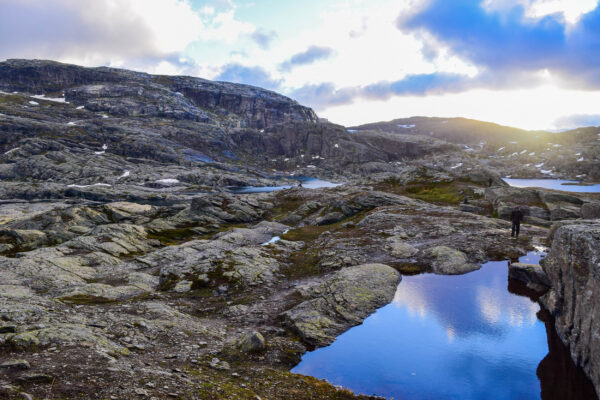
[292,252,597,400]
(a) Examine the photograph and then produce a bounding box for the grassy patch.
[376,179,484,206]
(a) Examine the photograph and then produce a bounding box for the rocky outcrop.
[508,262,551,293]
[540,223,600,397]
[582,202,600,219]
[485,186,588,222]
[281,264,400,347]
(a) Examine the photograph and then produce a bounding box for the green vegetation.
[376,179,484,206]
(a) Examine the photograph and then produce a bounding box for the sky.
[1,0,600,130]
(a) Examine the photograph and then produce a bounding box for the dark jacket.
[510,209,524,224]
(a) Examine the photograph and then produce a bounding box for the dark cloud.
[554,114,600,130]
[290,69,547,111]
[280,46,335,72]
[290,73,484,111]
[249,28,278,50]
[216,63,282,90]
[290,74,468,111]
[397,0,600,89]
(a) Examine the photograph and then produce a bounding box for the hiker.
[510,207,524,238]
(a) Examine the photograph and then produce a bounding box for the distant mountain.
[351,116,600,181]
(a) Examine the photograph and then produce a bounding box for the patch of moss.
[268,197,304,220]
[280,225,331,242]
[147,228,198,246]
[283,247,321,279]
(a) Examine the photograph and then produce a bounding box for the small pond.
[228,177,342,193]
[503,178,600,193]
[292,250,598,400]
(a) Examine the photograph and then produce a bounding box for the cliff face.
[541,223,600,397]
[0,59,317,129]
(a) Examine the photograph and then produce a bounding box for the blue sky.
[1,0,600,130]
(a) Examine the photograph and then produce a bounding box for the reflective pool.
[503,178,600,193]
[292,251,597,400]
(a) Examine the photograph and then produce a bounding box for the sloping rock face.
[0,59,317,129]
[281,264,400,347]
[540,223,600,397]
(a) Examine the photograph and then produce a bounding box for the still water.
[503,178,600,193]
[228,177,341,193]
[292,251,596,400]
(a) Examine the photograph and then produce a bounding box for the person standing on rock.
[510,207,524,238]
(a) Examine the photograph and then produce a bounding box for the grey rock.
[0,359,31,370]
[0,324,17,333]
[540,223,600,397]
[14,373,55,384]
[508,262,551,292]
[237,331,266,353]
[428,246,480,275]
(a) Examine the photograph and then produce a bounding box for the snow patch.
[497,147,505,152]
[94,144,108,155]
[535,163,545,168]
[28,101,39,105]
[450,163,463,169]
[118,170,130,179]
[577,157,584,162]
[528,152,535,156]
[334,143,339,148]
[67,122,76,126]
[261,229,290,246]
[520,150,527,154]
[31,94,67,103]
[397,124,415,129]
[76,105,85,110]
[3,147,19,155]
[552,144,562,148]
[156,178,180,184]
[347,129,357,133]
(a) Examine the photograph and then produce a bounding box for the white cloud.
[0,0,256,74]
[483,0,598,24]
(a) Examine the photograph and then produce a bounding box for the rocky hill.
[352,117,600,181]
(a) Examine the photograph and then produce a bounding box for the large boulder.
[281,264,400,347]
[427,246,480,275]
[540,223,600,397]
